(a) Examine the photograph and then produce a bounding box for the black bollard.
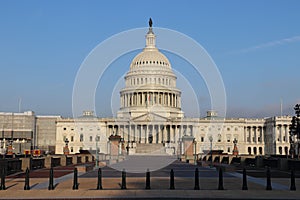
[72,168,79,190]
[170,169,175,190]
[266,167,272,190]
[121,169,127,189]
[0,167,6,190]
[145,169,151,190]
[97,168,103,190]
[24,168,30,190]
[194,168,200,190]
[48,167,54,190]
[242,168,248,190]
[218,167,224,190]
[290,169,296,191]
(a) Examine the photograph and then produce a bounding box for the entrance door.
[149,134,153,144]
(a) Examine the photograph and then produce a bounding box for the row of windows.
[200,136,238,143]
[133,60,169,66]
[205,127,239,131]
[62,127,100,131]
[128,77,172,86]
[63,135,100,142]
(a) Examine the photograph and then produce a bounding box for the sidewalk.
[1,176,300,199]
[1,161,300,199]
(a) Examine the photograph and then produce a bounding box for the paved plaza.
[1,159,300,199]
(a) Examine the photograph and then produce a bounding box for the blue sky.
[0,1,299,118]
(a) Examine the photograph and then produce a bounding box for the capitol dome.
[117,19,184,120]
[130,50,171,69]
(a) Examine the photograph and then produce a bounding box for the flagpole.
[280,98,283,116]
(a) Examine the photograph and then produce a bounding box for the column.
[120,94,122,108]
[141,92,143,106]
[140,125,142,143]
[261,127,264,144]
[124,94,127,107]
[146,125,148,143]
[170,126,174,143]
[124,125,128,142]
[133,93,135,106]
[159,125,163,143]
[174,125,178,143]
[157,125,160,143]
[244,127,246,143]
[249,127,251,143]
[134,125,137,142]
[280,125,283,142]
[179,125,182,140]
[173,94,175,107]
[254,127,257,143]
[163,125,167,142]
[285,125,288,143]
[153,125,157,143]
[128,124,131,142]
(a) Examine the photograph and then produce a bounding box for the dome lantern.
[145,18,156,49]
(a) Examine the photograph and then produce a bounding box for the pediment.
[132,112,170,122]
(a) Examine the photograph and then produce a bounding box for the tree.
[290,104,300,158]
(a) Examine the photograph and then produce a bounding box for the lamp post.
[193,139,197,165]
[209,136,213,168]
[95,135,99,169]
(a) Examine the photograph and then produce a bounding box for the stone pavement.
[0,160,300,199]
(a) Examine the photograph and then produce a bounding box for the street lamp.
[95,135,100,169]
[209,136,213,168]
[193,139,197,165]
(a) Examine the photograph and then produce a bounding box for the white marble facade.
[55,25,292,156]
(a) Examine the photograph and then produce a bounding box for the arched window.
[259,147,263,155]
[248,147,251,155]
[279,146,282,155]
[253,147,257,155]
[90,136,93,142]
[284,146,289,155]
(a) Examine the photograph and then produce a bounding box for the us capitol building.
[0,21,292,158]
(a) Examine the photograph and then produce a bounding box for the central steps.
[135,143,166,155]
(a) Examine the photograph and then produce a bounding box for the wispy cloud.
[227,35,300,55]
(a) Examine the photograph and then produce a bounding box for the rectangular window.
[201,137,204,142]
[71,136,74,142]
[90,136,93,142]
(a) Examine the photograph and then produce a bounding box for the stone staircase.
[135,143,166,155]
